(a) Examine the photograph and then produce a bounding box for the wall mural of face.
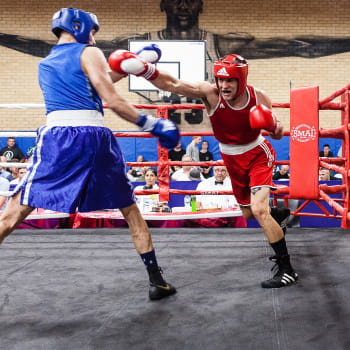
[160,0,203,31]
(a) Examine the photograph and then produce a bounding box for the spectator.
[196,165,238,209]
[0,176,9,211]
[319,144,334,158]
[199,140,213,179]
[188,167,202,181]
[168,141,186,173]
[186,164,246,228]
[8,158,19,181]
[171,154,204,181]
[273,165,290,181]
[0,156,12,180]
[319,144,336,177]
[127,154,147,180]
[185,136,201,162]
[0,137,25,162]
[319,168,337,181]
[9,166,28,191]
[134,168,159,212]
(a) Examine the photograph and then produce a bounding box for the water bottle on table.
[190,195,197,212]
[184,195,191,210]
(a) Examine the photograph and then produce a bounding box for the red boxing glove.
[249,104,277,133]
[108,50,159,80]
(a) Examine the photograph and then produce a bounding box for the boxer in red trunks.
[109,51,297,288]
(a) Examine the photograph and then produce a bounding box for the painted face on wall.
[160,0,203,30]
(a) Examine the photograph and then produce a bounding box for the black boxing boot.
[147,265,177,301]
[261,254,298,288]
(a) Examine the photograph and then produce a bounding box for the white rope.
[0,162,30,168]
[0,104,45,109]
[0,132,36,137]
[1,210,70,220]
[0,208,242,220]
[77,208,243,221]
[25,212,70,219]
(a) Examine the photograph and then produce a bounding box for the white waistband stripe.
[46,110,104,127]
[219,135,264,155]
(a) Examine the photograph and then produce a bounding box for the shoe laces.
[149,266,166,286]
[269,256,281,275]
[268,255,290,276]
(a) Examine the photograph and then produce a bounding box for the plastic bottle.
[190,195,197,212]
[184,195,191,210]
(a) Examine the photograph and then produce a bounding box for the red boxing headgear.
[213,54,248,98]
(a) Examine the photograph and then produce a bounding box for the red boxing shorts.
[221,139,276,206]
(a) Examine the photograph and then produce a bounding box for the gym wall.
[0,0,349,132]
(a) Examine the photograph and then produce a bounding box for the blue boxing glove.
[136,113,180,149]
[135,44,162,64]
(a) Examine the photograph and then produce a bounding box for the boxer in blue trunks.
[0,7,179,301]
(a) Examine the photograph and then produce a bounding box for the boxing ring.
[1,83,350,228]
[1,87,350,350]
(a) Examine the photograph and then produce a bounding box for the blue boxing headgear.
[52,8,100,43]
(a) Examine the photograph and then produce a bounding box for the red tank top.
[209,85,261,145]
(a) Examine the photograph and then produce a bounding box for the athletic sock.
[270,237,289,257]
[270,237,292,269]
[140,249,158,268]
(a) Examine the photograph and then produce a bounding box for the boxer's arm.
[152,70,211,100]
[82,47,179,149]
[107,48,212,101]
[108,50,159,80]
[108,44,162,83]
[82,46,140,123]
[250,89,283,140]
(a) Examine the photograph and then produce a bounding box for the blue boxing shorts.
[16,124,135,213]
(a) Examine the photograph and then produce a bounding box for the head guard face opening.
[52,8,100,44]
[213,54,248,98]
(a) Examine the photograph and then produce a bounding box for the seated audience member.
[0,176,10,211]
[319,168,337,181]
[319,144,334,158]
[168,141,186,173]
[171,154,204,181]
[196,165,238,210]
[8,158,20,181]
[200,166,211,179]
[127,154,147,180]
[9,166,28,191]
[189,168,202,181]
[185,164,246,228]
[185,136,202,162]
[0,137,25,162]
[273,165,290,181]
[199,140,213,179]
[0,156,12,180]
[134,168,159,212]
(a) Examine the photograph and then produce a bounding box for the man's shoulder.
[197,177,214,187]
[171,169,184,178]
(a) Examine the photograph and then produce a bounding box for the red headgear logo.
[291,124,317,142]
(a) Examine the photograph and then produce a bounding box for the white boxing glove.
[135,44,162,64]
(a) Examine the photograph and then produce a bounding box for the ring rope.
[0,84,350,225]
